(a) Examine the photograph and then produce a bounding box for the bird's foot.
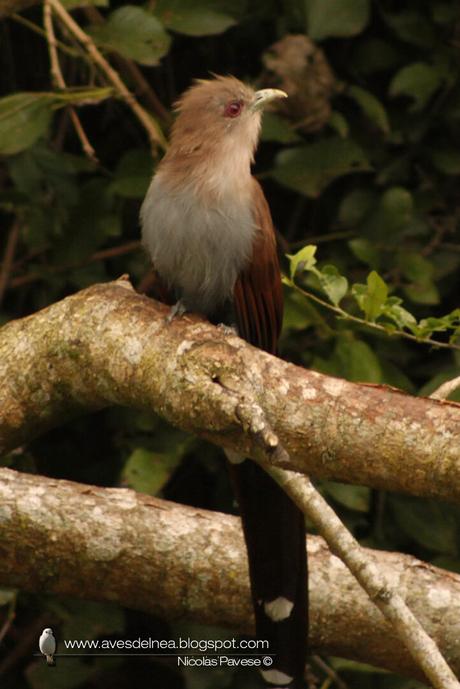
[217,323,238,336]
[166,300,187,323]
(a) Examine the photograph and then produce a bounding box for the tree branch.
[47,0,167,152]
[266,463,459,689]
[0,0,38,19]
[1,467,460,682]
[0,279,459,504]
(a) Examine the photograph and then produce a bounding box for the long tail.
[228,458,308,688]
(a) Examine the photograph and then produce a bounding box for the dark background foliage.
[1,1,459,687]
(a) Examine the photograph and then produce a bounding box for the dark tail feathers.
[229,459,308,688]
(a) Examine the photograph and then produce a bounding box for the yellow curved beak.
[251,88,288,111]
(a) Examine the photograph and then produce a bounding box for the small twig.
[43,0,98,162]
[430,376,460,401]
[8,241,142,290]
[291,282,460,352]
[312,656,348,689]
[0,612,51,677]
[0,220,21,306]
[67,108,98,161]
[48,0,167,152]
[44,0,64,86]
[82,5,171,123]
[236,401,460,689]
[441,243,460,253]
[11,12,82,59]
[0,597,16,646]
[115,57,171,123]
[289,231,355,249]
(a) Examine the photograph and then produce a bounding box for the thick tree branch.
[0,279,459,504]
[1,467,460,682]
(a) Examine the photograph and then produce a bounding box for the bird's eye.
[224,100,243,118]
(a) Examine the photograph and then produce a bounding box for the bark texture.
[0,279,459,502]
[1,467,460,681]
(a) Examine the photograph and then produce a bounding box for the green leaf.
[261,112,301,144]
[287,244,317,279]
[122,448,181,495]
[399,252,440,305]
[352,271,388,321]
[336,337,382,383]
[389,62,443,111]
[383,10,436,48]
[323,482,370,512]
[432,3,460,25]
[364,187,414,241]
[283,291,318,331]
[0,589,16,606]
[54,178,115,262]
[417,316,453,337]
[327,111,349,138]
[89,6,171,65]
[331,658,389,675]
[338,188,377,227]
[381,186,414,221]
[53,86,114,105]
[314,336,382,382]
[390,497,458,554]
[351,38,402,75]
[419,369,460,399]
[0,92,54,155]
[61,0,108,9]
[306,0,370,41]
[430,149,460,175]
[348,238,380,268]
[404,282,440,305]
[317,265,348,305]
[380,359,416,392]
[346,85,390,134]
[399,252,433,283]
[111,149,153,198]
[381,298,417,330]
[154,0,237,36]
[271,138,370,198]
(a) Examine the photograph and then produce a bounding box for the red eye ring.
[224,100,243,118]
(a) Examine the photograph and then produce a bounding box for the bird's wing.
[233,178,283,354]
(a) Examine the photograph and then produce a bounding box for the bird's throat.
[162,136,254,204]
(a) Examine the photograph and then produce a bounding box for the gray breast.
[140,176,256,315]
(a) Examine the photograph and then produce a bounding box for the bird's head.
[169,75,287,157]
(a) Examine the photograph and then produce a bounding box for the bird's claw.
[217,323,238,336]
[166,300,187,323]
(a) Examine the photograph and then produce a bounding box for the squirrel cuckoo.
[140,76,307,688]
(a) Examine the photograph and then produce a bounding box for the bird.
[140,75,308,688]
[39,627,56,666]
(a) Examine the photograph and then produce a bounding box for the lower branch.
[1,467,460,682]
[237,395,458,688]
[267,464,459,689]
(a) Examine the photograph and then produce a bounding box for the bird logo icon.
[39,628,56,666]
